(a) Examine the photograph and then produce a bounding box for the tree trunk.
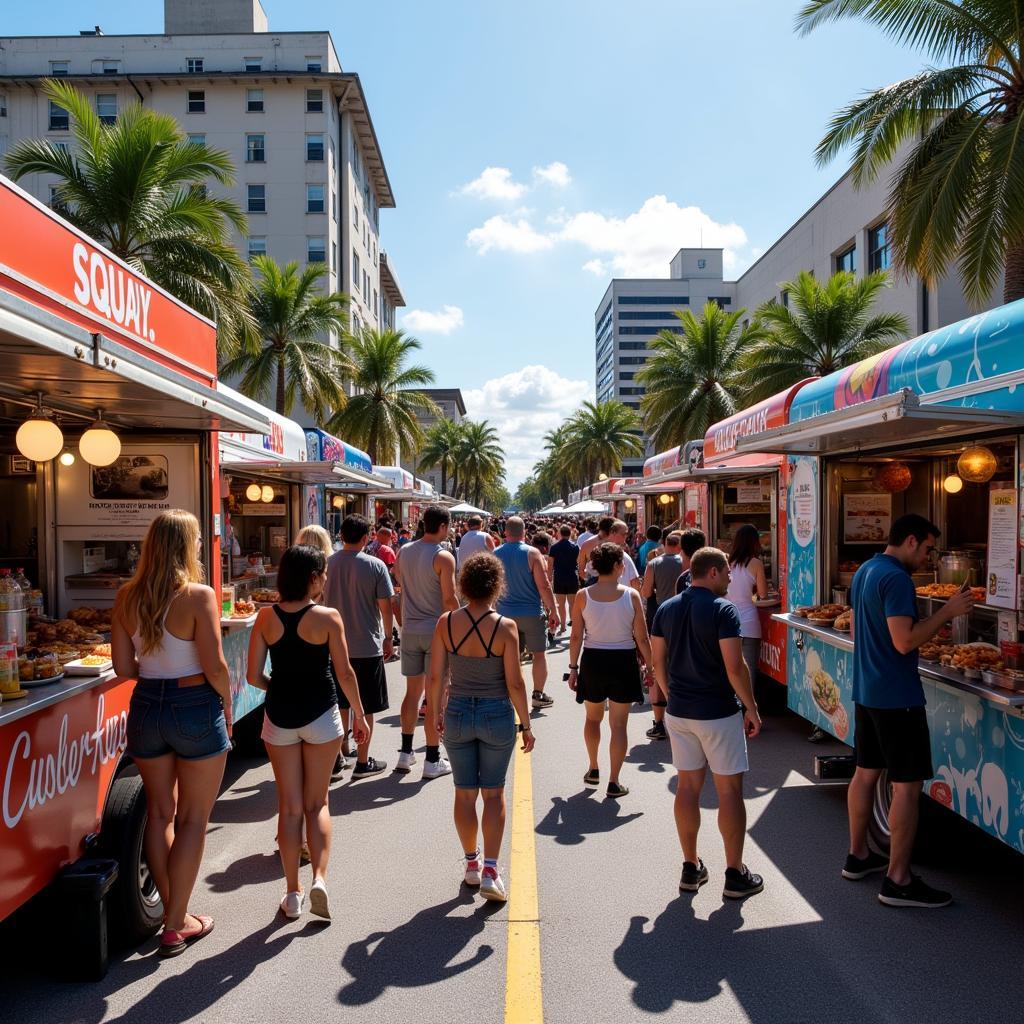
[441,462,448,498]
[1004,244,1024,304]
[275,352,286,415]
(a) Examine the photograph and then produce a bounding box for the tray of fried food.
[939,643,1003,679]
[919,637,953,663]
[915,582,987,603]
[78,641,112,658]
[804,603,850,626]
[251,588,280,604]
[67,606,113,631]
[833,610,852,631]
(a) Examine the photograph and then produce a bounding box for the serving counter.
[0,668,119,727]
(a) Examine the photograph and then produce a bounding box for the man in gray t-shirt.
[324,514,395,778]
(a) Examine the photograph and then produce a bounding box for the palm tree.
[417,418,463,497]
[219,256,351,419]
[555,400,643,484]
[637,301,764,450]
[4,79,253,354]
[537,424,581,503]
[327,328,440,464]
[739,270,909,403]
[456,420,505,508]
[797,0,1024,304]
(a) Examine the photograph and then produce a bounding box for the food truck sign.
[704,380,816,462]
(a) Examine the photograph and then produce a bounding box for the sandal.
[159,914,215,958]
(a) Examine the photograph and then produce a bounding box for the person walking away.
[393,504,458,778]
[325,514,395,779]
[651,547,764,899]
[113,509,232,957]
[428,554,536,901]
[248,545,368,920]
[494,516,560,710]
[566,543,651,797]
[577,517,641,588]
[726,524,768,687]
[640,530,686,740]
[550,524,580,635]
[638,525,662,574]
[674,528,707,596]
[576,517,598,548]
[846,514,972,908]
[457,514,495,567]
[530,531,557,647]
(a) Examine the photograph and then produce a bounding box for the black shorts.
[854,703,933,782]
[554,577,579,596]
[577,648,644,705]
[336,656,390,715]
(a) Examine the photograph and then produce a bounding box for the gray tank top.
[446,608,509,699]
[653,553,683,607]
[400,540,444,634]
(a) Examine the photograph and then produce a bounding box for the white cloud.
[466,215,554,255]
[559,195,749,277]
[401,305,464,335]
[463,365,591,488]
[533,161,572,187]
[456,166,527,200]
[582,259,607,276]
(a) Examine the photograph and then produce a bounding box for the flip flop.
[159,914,215,958]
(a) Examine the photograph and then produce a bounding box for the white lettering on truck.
[71,241,156,343]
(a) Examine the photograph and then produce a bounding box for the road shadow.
[337,893,502,1005]
[208,777,278,825]
[624,737,671,775]
[205,850,282,893]
[534,790,643,845]
[328,770,428,817]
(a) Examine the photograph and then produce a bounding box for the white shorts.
[261,704,344,746]
[665,711,748,775]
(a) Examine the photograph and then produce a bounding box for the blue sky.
[6,1,929,485]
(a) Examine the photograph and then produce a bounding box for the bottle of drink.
[14,568,30,593]
[0,569,22,612]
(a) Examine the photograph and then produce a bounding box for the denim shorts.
[443,695,516,790]
[127,678,231,761]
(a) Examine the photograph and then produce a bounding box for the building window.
[307,236,326,263]
[619,372,635,380]
[101,61,119,75]
[187,90,205,114]
[353,201,359,229]
[50,60,69,76]
[306,88,323,113]
[48,185,63,210]
[618,311,683,321]
[868,223,891,273]
[48,101,69,131]
[246,89,264,112]
[332,242,337,271]
[331,188,336,220]
[620,342,647,350]
[306,184,325,213]
[246,134,265,162]
[0,94,8,118]
[708,296,732,306]
[617,295,688,305]
[247,184,266,213]
[244,57,262,72]
[835,244,857,274]
[96,94,117,125]
[247,236,267,261]
[363,270,370,305]
[353,311,361,335]
[53,141,70,154]
[186,57,203,74]
[186,133,206,146]
[780,289,789,308]
[306,133,324,161]
[352,250,360,287]
[373,289,378,318]
[306,56,322,72]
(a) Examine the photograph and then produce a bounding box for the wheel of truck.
[867,770,893,854]
[101,775,163,943]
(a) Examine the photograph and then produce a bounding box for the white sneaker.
[280,890,305,919]
[422,757,452,780]
[395,751,417,773]
[309,878,332,920]
[464,855,482,887]
[480,870,507,902]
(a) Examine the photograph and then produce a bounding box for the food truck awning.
[0,291,271,434]
[624,463,779,491]
[733,389,1020,457]
[221,459,387,487]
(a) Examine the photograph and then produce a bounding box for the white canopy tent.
[561,498,610,514]
[449,501,489,515]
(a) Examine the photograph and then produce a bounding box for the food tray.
[20,671,65,688]
[63,657,113,676]
[754,597,781,608]
[982,668,1024,692]
[807,616,836,626]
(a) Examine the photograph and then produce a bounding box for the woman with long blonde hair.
[112,509,232,958]
[295,524,334,560]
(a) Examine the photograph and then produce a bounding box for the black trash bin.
[56,858,119,981]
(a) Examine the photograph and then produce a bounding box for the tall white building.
[594,153,1001,474]
[0,0,400,388]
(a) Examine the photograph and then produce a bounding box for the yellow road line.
[505,741,543,1024]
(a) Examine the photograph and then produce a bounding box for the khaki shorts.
[401,631,434,677]
[512,614,546,654]
[665,711,748,776]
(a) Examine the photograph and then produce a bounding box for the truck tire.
[101,775,163,944]
[867,770,893,854]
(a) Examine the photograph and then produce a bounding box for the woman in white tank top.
[567,542,653,798]
[726,524,769,687]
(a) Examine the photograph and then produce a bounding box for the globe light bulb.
[245,483,262,502]
[59,450,76,467]
[261,484,275,503]
[659,494,672,506]
[79,411,121,467]
[943,474,964,494]
[16,415,64,463]
[957,445,997,483]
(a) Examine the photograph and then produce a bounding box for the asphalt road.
[3,641,1023,1023]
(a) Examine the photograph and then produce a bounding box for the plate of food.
[919,638,952,663]
[833,611,852,632]
[251,588,280,604]
[20,669,65,688]
[64,655,114,676]
[809,668,841,716]
[939,642,1002,679]
[754,594,781,608]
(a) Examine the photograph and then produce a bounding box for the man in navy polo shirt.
[846,513,973,909]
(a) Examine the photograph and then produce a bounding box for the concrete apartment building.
[595,150,1001,475]
[400,388,466,497]
[0,0,402,378]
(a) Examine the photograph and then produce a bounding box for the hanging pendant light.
[261,484,275,503]
[58,450,76,467]
[876,461,912,493]
[79,410,121,466]
[943,474,963,494]
[245,482,262,502]
[659,494,672,506]
[15,393,64,463]
[957,445,998,483]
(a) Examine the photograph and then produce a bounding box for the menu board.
[789,460,816,549]
[843,493,892,544]
[986,483,1018,609]
[736,483,767,504]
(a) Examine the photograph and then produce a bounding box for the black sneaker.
[842,850,889,880]
[679,859,709,892]
[645,720,667,740]
[606,781,629,798]
[583,768,600,788]
[723,865,764,900]
[532,691,554,709]
[878,874,952,908]
[331,753,348,779]
[351,757,388,779]
[547,631,557,648]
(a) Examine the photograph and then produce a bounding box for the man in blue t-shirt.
[846,513,973,909]
[651,546,763,900]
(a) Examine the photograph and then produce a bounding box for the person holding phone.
[650,546,763,900]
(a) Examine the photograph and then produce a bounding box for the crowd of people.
[110,502,955,957]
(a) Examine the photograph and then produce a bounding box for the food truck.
[372,466,437,527]
[733,305,1024,854]
[0,174,271,968]
[305,428,384,535]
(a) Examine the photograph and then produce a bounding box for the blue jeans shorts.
[443,695,516,790]
[127,678,231,761]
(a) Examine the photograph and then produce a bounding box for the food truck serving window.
[223,473,292,601]
[710,475,777,584]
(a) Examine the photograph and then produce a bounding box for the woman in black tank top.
[247,545,368,922]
